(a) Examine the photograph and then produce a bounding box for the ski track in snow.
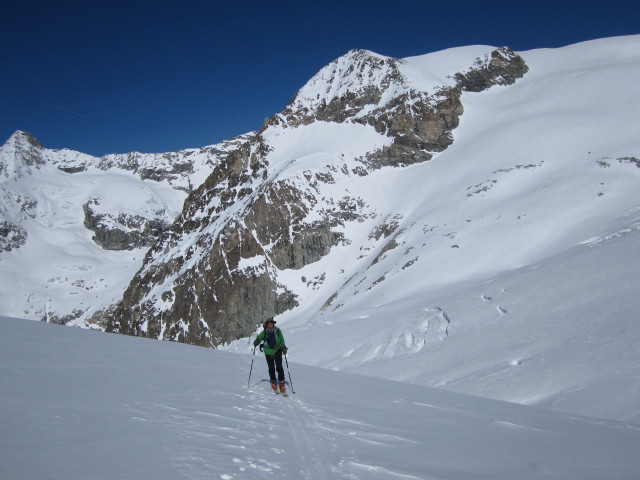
[162,376,436,480]
[239,382,416,480]
[180,377,333,479]
[282,396,330,480]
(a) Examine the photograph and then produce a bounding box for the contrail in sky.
[29,95,86,118]
[36,98,86,118]
[4,89,87,118]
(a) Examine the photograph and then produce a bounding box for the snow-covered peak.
[5,130,43,149]
[0,130,46,181]
[285,48,407,115]
[273,44,528,135]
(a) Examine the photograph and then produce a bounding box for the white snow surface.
[2,317,640,480]
[2,36,640,477]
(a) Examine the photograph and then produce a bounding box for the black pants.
[265,354,285,384]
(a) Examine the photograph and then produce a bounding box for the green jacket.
[256,327,286,356]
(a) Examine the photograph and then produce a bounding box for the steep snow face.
[286,49,407,113]
[261,121,392,175]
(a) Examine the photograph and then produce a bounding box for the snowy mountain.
[2,34,640,432]
[0,130,251,324]
[2,316,640,480]
[105,44,529,345]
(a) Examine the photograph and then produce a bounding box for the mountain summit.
[104,44,529,346]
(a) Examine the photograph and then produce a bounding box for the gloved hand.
[253,338,260,347]
[281,346,288,355]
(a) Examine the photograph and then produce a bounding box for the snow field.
[2,317,640,480]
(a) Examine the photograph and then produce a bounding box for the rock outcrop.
[83,199,171,251]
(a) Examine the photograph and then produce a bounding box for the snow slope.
[220,36,640,422]
[2,316,640,480]
[276,212,640,422]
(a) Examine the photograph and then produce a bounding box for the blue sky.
[1,0,638,156]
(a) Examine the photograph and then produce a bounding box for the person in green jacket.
[253,317,288,393]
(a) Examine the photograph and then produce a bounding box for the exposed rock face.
[0,220,27,251]
[105,46,529,346]
[359,87,463,168]
[83,199,170,251]
[0,191,36,251]
[108,138,301,345]
[454,47,529,92]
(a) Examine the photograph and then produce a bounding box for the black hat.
[263,317,276,329]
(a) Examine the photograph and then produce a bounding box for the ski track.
[282,396,330,480]
[235,382,331,479]
[241,381,419,480]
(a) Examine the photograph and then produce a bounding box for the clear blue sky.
[1,0,638,156]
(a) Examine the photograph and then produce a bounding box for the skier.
[253,317,288,394]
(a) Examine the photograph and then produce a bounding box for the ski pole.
[284,353,296,394]
[247,345,257,388]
